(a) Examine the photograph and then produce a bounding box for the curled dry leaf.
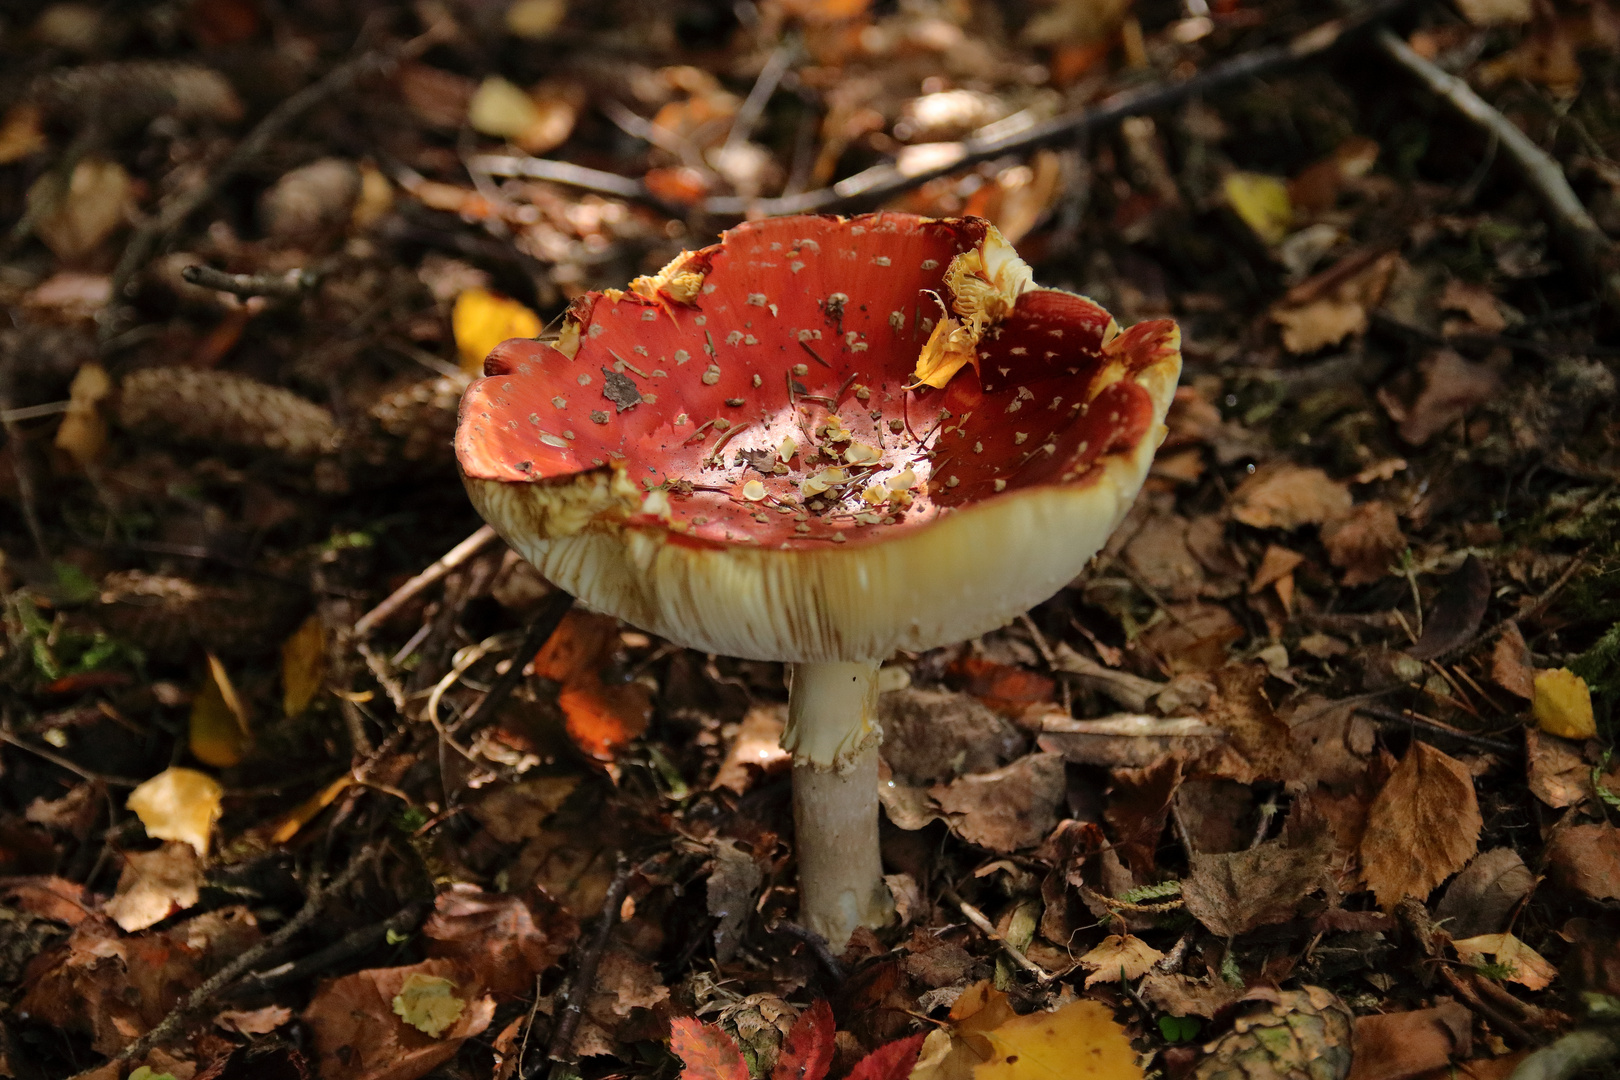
[930,752,1066,853]
[1231,464,1352,531]
[127,766,222,857]
[1433,848,1535,938]
[1320,501,1404,587]
[104,842,203,932]
[1452,933,1557,990]
[1078,934,1164,987]
[421,885,577,998]
[1359,742,1482,910]
[707,841,764,964]
[1408,555,1490,661]
[1525,730,1591,809]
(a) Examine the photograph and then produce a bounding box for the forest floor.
[1,0,1619,1078]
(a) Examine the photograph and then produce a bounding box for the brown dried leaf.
[1231,465,1352,530]
[1492,623,1535,699]
[1346,1003,1472,1080]
[1453,933,1556,990]
[1526,730,1591,809]
[1138,974,1244,1018]
[1182,806,1332,936]
[1104,756,1183,879]
[930,753,1066,853]
[1200,663,1298,782]
[1359,742,1482,909]
[303,959,495,1080]
[1434,848,1535,938]
[104,842,203,932]
[421,886,577,998]
[1394,350,1503,446]
[713,704,790,794]
[1409,555,1490,660]
[1320,502,1404,587]
[881,688,1026,785]
[1124,513,1205,601]
[1078,934,1164,987]
[1546,823,1620,900]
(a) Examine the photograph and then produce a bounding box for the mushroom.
[456,213,1181,949]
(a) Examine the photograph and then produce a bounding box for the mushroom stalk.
[786,660,894,950]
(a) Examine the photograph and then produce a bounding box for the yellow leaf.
[1453,932,1557,990]
[1223,172,1292,246]
[393,972,467,1037]
[54,361,112,468]
[191,653,252,767]
[269,774,353,845]
[0,103,46,165]
[281,615,325,717]
[33,157,131,260]
[127,766,223,856]
[468,77,543,139]
[1078,934,1165,988]
[974,998,1141,1080]
[1533,668,1596,740]
[452,287,543,375]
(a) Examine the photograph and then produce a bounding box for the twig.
[1397,899,1534,1047]
[0,374,47,558]
[0,730,141,787]
[1354,704,1519,755]
[182,264,319,299]
[237,898,429,992]
[1375,27,1620,309]
[943,886,1053,984]
[101,25,449,338]
[453,590,574,731]
[77,845,382,1075]
[1508,1029,1620,1080]
[547,854,632,1066]
[721,43,797,160]
[472,0,1411,219]
[770,921,848,983]
[354,525,500,638]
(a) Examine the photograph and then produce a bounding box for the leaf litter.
[3,0,1620,1078]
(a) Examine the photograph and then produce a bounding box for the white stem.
[786,660,893,951]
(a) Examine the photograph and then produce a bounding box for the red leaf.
[845,1033,928,1080]
[671,1016,749,1080]
[771,1000,835,1080]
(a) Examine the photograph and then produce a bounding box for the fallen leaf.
[1104,755,1182,879]
[533,610,651,761]
[672,1016,749,1080]
[1137,973,1244,1018]
[1182,805,1332,936]
[707,841,764,964]
[1270,249,1398,353]
[104,843,203,932]
[1492,623,1535,699]
[54,361,112,468]
[1078,934,1164,987]
[1346,1002,1472,1080]
[472,776,581,843]
[574,948,671,1055]
[846,1034,928,1080]
[1434,848,1535,938]
[973,997,1141,1080]
[127,767,223,857]
[1532,667,1597,739]
[1321,502,1405,586]
[467,77,578,154]
[1392,350,1502,446]
[281,615,325,717]
[1224,172,1292,245]
[1453,933,1557,990]
[949,655,1057,716]
[33,157,131,260]
[1232,465,1352,530]
[713,704,790,793]
[452,288,543,375]
[1271,298,1366,353]
[771,1000,834,1080]
[393,972,467,1037]
[931,753,1066,852]
[1545,822,1620,900]
[1249,544,1304,595]
[0,103,46,164]
[1409,556,1490,660]
[421,885,577,998]
[215,1004,293,1035]
[190,653,251,768]
[303,959,494,1080]
[1453,0,1531,24]
[1439,279,1509,331]
[1526,730,1591,809]
[1360,742,1482,909]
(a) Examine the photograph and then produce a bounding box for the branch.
[1374,27,1620,309]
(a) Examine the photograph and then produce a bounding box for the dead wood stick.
[547,854,632,1066]
[1354,703,1519,755]
[1375,27,1620,309]
[75,845,381,1076]
[943,885,1054,984]
[474,0,1411,218]
[182,264,318,299]
[237,897,429,992]
[354,524,500,638]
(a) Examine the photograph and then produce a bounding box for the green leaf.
[1158,1015,1201,1043]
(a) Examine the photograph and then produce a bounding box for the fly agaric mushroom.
[456,213,1180,949]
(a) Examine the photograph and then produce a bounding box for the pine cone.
[98,570,305,661]
[345,373,467,472]
[117,367,338,461]
[1194,986,1354,1080]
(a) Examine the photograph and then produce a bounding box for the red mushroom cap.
[457,213,1180,662]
